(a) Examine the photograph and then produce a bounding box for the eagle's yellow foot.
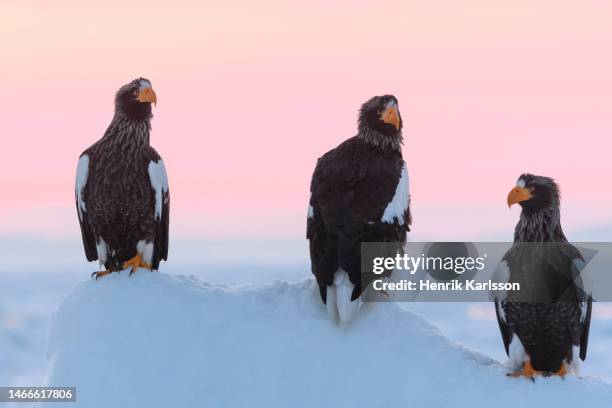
[91,270,112,280]
[521,361,540,380]
[553,364,567,378]
[523,361,540,378]
[508,361,540,380]
[123,254,152,276]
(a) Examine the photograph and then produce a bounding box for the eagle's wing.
[306,156,333,302]
[552,244,592,361]
[307,149,409,301]
[579,294,593,360]
[75,154,98,261]
[148,158,170,270]
[492,259,513,356]
[569,255,592,361]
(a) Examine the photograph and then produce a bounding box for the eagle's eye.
[528,186,535,192]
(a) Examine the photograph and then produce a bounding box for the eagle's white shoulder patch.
[75,154,90,219]
[381,162,409,224]
[148,160,169,218]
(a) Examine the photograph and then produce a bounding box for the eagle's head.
[507,173,560,214]
[357,95,403,150]
[115,78,157,121]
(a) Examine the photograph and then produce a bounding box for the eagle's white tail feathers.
[325,283,339,324]
[325,269,362,326]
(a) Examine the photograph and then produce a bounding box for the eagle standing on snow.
[307,95,411,325]
[75,78,170,279]
[495,174,591,377]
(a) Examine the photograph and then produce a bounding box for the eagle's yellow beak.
[507,186,532,207]
[380,106,400,130]
[137,87,157,106]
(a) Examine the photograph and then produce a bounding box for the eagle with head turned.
[494,173,592,377]
[307,95,411,325]
[75,78,170,279]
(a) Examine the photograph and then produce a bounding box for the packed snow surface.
[43,272,612,407]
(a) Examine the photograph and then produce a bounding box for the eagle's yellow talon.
[509,361,567,379]
[523,361,539,378]
[509,361,540,379]
[122,254,152,276]
[554,364,567,378]
[91,270,112,280]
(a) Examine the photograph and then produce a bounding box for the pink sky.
[1,1,611,239]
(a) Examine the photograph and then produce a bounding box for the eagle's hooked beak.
[380,106,400,130]
[137,87,157,106]
[507,186,532,207]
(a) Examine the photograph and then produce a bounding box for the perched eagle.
[307,95,411,325]
[494,174,591,377]
[75,78,170,279]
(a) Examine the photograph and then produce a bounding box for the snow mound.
[43,273,612,407]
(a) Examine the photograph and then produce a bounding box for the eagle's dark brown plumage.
[75,78,169,279]
[307,95,411,325]
[495,173,591,377]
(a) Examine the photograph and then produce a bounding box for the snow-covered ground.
[41,273,612,407]
[3,235,612,407]
[0,237,310,388]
